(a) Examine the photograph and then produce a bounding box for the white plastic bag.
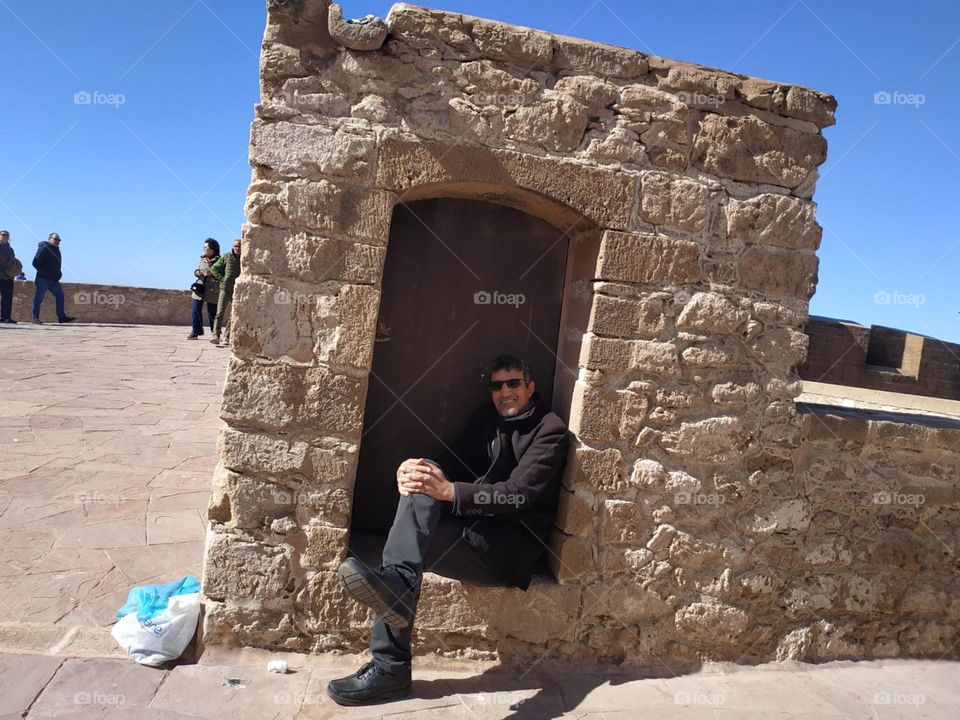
[111,592,200,666]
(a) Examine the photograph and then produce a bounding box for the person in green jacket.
[208,237,241,346]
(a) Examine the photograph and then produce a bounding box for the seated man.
[327,353,570,706]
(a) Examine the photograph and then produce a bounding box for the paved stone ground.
[1,324,958,719]
[0,323,227,630]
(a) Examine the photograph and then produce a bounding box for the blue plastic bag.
[115,575,201,622]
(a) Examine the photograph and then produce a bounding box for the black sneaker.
[326,661,411,706]
[337,557,414,628]
[58,316,76,323]
[1,318,15,324]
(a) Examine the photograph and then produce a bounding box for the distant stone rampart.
[8,281,190,326]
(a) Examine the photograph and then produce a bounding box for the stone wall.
[800,317,960,401]
[8,281,191,326]
[196,0,956,668]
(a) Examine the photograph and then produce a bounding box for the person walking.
[187,238,220,340]
[31,232,74,324]
[208,237,241,346]
[0,230,21,323]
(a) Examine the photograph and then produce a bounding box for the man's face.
[490,368,535,418]
[49,235,61,246]
[232,239,241,254]
[0,233,8,245]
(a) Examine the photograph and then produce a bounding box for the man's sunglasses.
[489,378,525,392]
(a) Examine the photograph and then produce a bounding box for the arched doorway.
[350,197,570,535]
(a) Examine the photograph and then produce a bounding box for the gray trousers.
[212,287,232,339]
[369,493,519,673]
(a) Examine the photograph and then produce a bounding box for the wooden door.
[351,198,569,532]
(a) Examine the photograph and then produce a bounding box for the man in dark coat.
[31,232,74,324]
[327,354,570,706]
[0,230,18,323]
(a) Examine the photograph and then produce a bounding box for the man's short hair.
[485,353,533,384]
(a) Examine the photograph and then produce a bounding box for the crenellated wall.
[198,0,955,667]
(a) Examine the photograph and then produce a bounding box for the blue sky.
[1,0,959,342]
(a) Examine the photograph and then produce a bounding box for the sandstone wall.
[800,317,960,401]
[8,281,191,326]
[195,0,958,668]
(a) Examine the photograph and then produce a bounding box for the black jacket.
[432,393,569,588]
[32,241,62,282]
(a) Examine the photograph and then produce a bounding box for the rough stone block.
[638,172,716,234]
[556,488,595,537]
[203,533,292,601]
[580,335,682,379]
[739,247,818,300]
[676,291,747,335]
[469,16,554,69]
[250,120,377,180]
[554,36,648,78]
[231,276,378,368]
[569,381,624,442]
[375,136,638,230]
[692,114,826,189]
[220,357,366,440]
[219,427,311,476]
[588,292,671,339]
[243,224,386,284]
[662,416,750,461]
[566,445,623,491]
[596,231,702,285]
[726,193,821,250]
[548,531,594,582]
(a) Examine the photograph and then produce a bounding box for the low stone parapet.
[7,281,190,325]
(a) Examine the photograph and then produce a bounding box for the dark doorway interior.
[349,198,569,536]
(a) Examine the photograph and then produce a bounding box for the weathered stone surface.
[261,179,394,244]
[386,3,479,59]
[220,357,366,439]
[231,276,378,368]
[376,136,638,229]
[547,531,594,582]
[555,75,619,109]
[568,381,624,442]
[588,292,671,339]
[554,36,648,78]
[469,16,554,69]
[692,114,826,189]
[739,247,819,299]
[556,488,594,537]
[580,335,683,379]
[596,231,702,285]
[726,193,822,250]
[676,291,747,335]
[243,223,386,286]
[503,97,590,151]
[675,600,749,645]
[662,416,751,461]
[327,4,388,51]
[203,533,292,601]
[250,120,376,180]
[638,172,716,234]
[567,445,623,491]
